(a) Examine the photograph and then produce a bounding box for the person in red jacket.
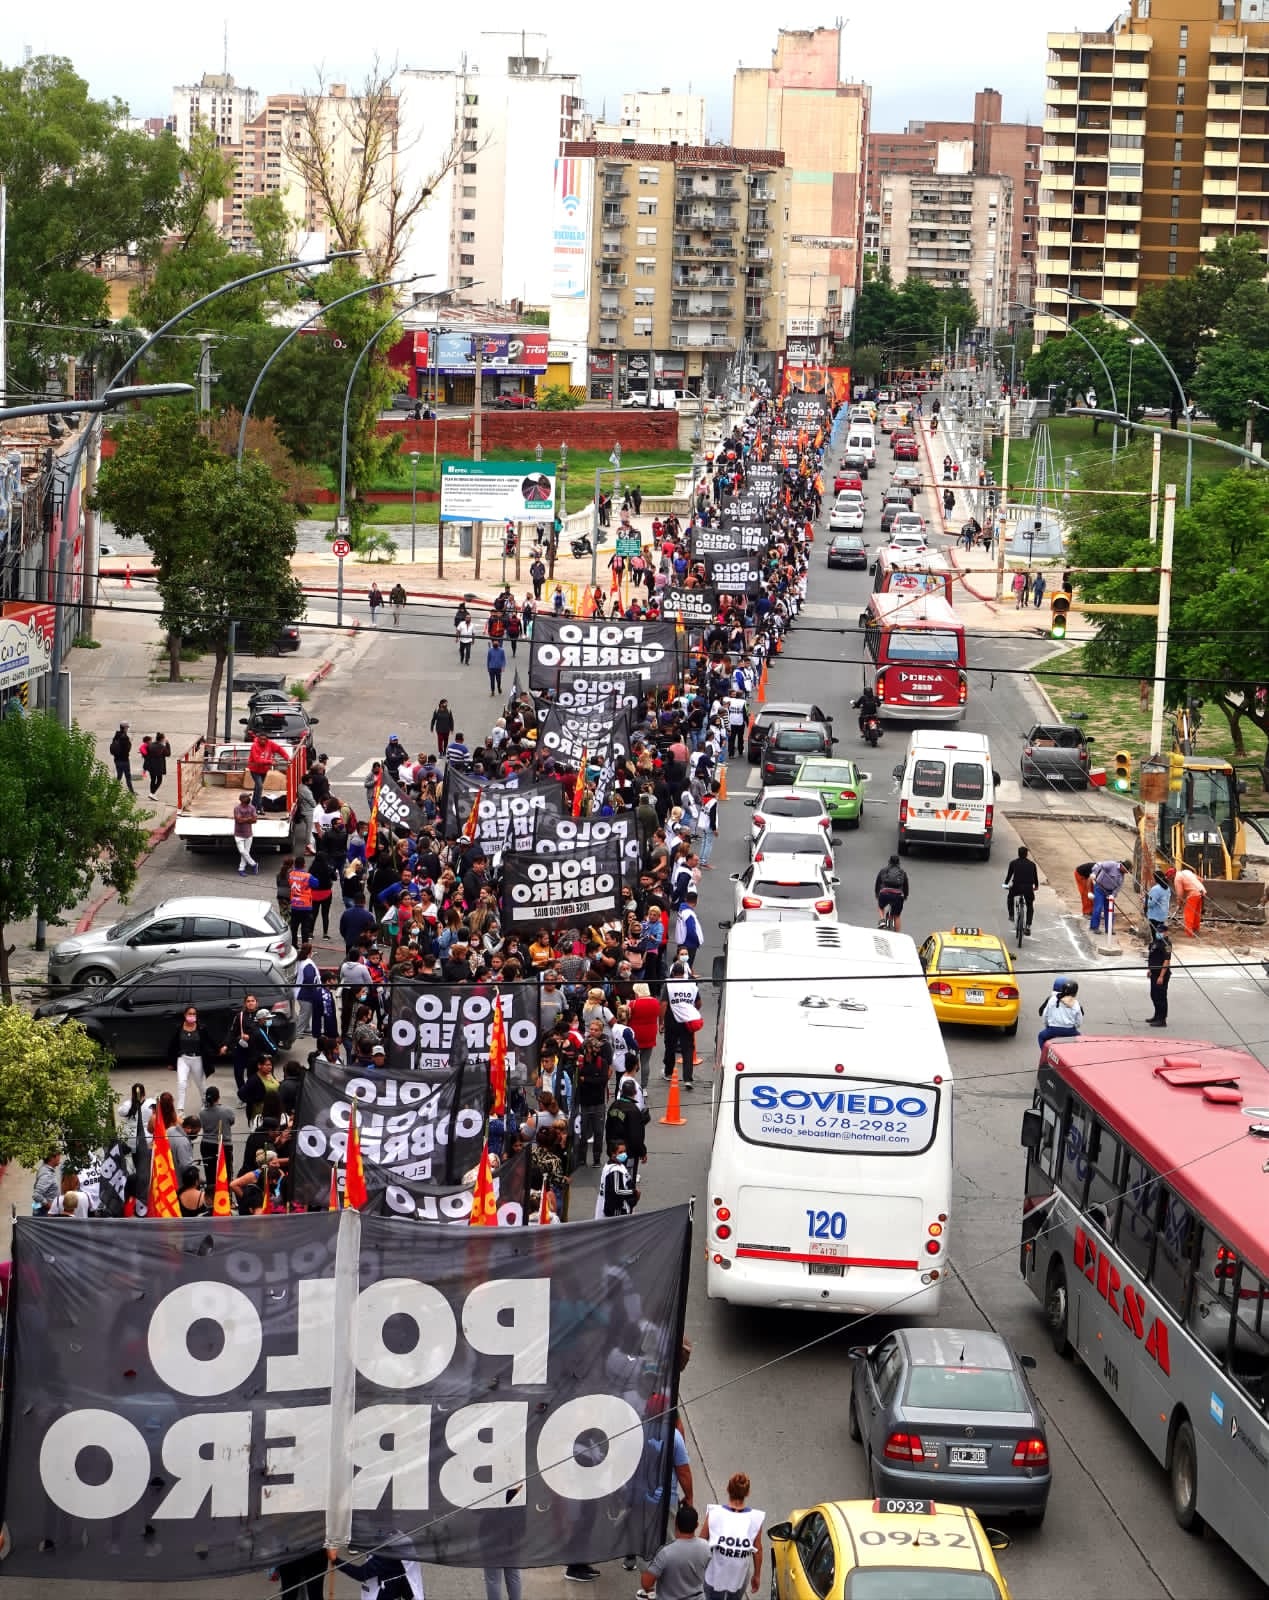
[247,732,291,806]
[628,982,661,1092]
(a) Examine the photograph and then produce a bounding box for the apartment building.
[1037,0,1269,336]
[171,72,258,149]
[868,90,1041,307]
[562,141,789,398]
[588,90,707,145]
[880,147,1014,334]
[731,27,869,351]
[397,34,583,308]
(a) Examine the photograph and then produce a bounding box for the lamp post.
[1126,336,1144,423]
[551,441,567,580]
[1062,320,1121,459]
[409,451,420,563]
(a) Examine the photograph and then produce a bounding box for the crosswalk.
[801,602,860,622]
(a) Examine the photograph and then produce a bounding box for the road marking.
[995,779,1022,803]
[345,759,377,781]
[746,768,763,790]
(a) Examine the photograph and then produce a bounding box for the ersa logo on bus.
[1072,1226,1171,1373]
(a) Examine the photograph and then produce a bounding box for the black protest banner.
[661,587,717,628]
[534,811,641,881]
[387,980,541,1084]
[372,1140,532,1227]
[746,463,780,501]
[93,1141,130,1217]
[713,521,769,553]
[552,671,641,711]
[0,1204,692,1577]
[771,426,799,454]
[704,552,763,594]
[292,1051,487,1209]
[537,705,631,768]
[689,524,748,559]
[718,493,766,525]
[529,616,678,688]
[502,845,623,930]
[443,769,564,853]
[373,773,429,835]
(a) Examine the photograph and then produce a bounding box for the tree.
[1023,315,1171,425]
[0,713,149,1004]
[0,1008,116,1170]
[537,385,582,411]
[0,55,182,391]
[205,411,322,508]
[95,410,305,729]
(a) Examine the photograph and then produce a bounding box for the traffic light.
[1050,591,1071,641]
[1113,750,1133,793]
[1168,749,1186,793]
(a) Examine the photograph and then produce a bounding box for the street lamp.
[1126,336,1145,422]
[1060,320,1121,459]
[0,385,194,423]
[409,451,421,563]
[551,441,568,580]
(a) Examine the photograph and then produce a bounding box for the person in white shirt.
[700,1474,765,1600]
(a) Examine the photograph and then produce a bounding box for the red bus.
[871,547,954,607]
[862,591,967,721]
[1021,1035,1269,1581]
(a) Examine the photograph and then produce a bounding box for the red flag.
[365,772,383,857]
[490,991,508,1117]
[344,1106,368,1210]
[462,787,481,842]
[469,1139,499,1227]
[328,1164,340,1212]
[572,747,588,818]
[212,1134,232,1217]
[537,1179,555,1226]
[148,1113,180,1219]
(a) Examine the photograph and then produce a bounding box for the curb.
[304,659,334,692]
[74,817,177,934]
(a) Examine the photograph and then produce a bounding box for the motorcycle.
[861,716,882,748]
[570,535,593,559]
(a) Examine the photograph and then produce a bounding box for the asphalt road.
[45,437,1269,1600]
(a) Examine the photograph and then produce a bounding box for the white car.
[747,786,832,845]
[731,856,839,923]
[750,823,835,873]
[829,492,865,532]
[892,516,928,542]
[891,464,922,490]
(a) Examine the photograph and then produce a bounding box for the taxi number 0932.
[857,1530,968,1548]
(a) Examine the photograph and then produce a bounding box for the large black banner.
[661,587,718,627]
[373,773,429,835]
[502,844,623,930]
[746,462,780,502]
[387,980,541,1083]
[534,811,641,880]
[718,495,767,528]
[704,552,763,594]
[443,770,564,852]
[537,704,632,767]
[529,617,678,688]
[292,1055,488,1208]
[552,671,641,711]
[0,1205,692,1577]
[690,524,751,559]
[372,1141,532,1227]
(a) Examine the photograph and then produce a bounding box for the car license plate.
[808,1262,844,1276]
[964,988,985,1004]
[949,1446,987,1466]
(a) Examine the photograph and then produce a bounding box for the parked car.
[35,955,301,1064]
[241,705,320,760]
[47,897,297,990]
[826,533,867,570]
[491,393,537,410]
[849,1325,1051,1521]
[272,625,301,654]
[746,702,832,765]
[761,720,838,784]
[1021,721,1092,788]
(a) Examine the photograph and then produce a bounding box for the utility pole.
[1147,429,1161,546]
[196,334,216,433]
[472,338,483,581]
[591,464,602,590]
[994,395,1011,602]
[0,180,7,408]
[1149,485,1177,763]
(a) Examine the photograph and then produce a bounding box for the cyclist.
[874,854,909,932]
[1004,845,1039,935]
[852,684,880,739]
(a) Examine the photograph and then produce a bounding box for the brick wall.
[381,411,680,455]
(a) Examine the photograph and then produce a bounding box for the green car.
[792,756,870,828]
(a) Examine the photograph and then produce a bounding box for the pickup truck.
[174,740,305,852]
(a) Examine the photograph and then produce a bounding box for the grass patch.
[991,414,1247,494]
[1036,644,1266,803]
[288,681,310,703]
[311,447,692,500]
[71,636,101,650]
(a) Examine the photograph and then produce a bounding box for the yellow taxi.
[769,1498,1012,1600]
[917,929,1020,1037]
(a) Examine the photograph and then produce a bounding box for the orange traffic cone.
[757,663,768,704]
[660,1068,688,1126]
[718,765,728,801]
[123,563,133,589]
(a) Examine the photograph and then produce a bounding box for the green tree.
[0,1009,117,1170]
[208,320,349,466]
[0,713,149,1004]
[1023,315,1171,427]
[852,271,900,349]
[537,384,582,411]
[95,410,305,730]
[0,55,182,391]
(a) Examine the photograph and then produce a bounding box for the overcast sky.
[19,3,1093,135]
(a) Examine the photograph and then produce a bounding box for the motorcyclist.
[852,685,880,738]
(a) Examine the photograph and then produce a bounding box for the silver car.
[48,896,297,990]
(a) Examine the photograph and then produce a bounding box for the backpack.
[881,866,906,890]
[109,731,127,758]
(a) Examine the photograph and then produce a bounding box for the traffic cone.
[718,765,728,801]
[757,663,768,704]
[659,1068,688,1126]
[123,563,133,589]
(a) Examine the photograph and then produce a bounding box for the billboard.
[414,330,550,374]
[552,156,592,302]
[0,603,55,692]
[440,462,556,523]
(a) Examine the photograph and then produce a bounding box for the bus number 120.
[806,1209,848,1240]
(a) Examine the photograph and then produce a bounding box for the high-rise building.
[561,140,789,399]
[880,146,1014,335]
[396,34,583,308]
[170,72,258,149]
[1037,0,1269,336]
[731,26,870,354]
[588,90,708,146]
[868,90,1042,308]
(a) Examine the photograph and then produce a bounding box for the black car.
[761,720,837,784]
[826,533,867,570]
[241,705,320,760]
[747,701,832,764]
[273,625,301,654]
[34,955,300,1064]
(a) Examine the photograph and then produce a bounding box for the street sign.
[616,534,642,557]
[332,537,352,559]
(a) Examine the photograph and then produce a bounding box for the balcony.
[1044,113,1076,135]
[602,183,630,198]
[745,272,772,291]
[670,334,737,350]
[602,211,629,227]
[1206,148,1240,167]
[1203,178,1238,195]
[1105,201,1142,220]
[746,214,772,233]
[747,244,774,261]
[1107,171,1143,192]
[1103,259,1138,278]
[673,239,737,258]
[673,271,736,288]
[671,301,732,319]
[1201,204,1237,225]
[1108,89,1147,108]
[750,185,776,202]
[674,207,737,229]
[601,242,626,257]
[1206,119,1242,139]
[1104,229,1138,248]
[1102,286,1139,306]
[1114,57,1149,79]
[1211,63,1244,82]
[599,272,628,288]
[599,299,625,317]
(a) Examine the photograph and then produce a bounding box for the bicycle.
[879,901,897,932]
[1013,892,1027,945]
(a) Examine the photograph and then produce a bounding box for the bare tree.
[286,57,466,277]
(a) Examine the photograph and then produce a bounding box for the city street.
[40,442,1269,1600]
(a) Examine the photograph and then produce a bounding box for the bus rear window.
[911,760,946,797]
[885,629,960,662]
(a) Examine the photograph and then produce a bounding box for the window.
[1117,1152,1158,1277]
[465,93,479,105]
[460,253,475,266]
[637,228,657,247]
[1169,223,1179,246]
[464,139,478,152]
[1085,1123,1121,1235]
[1189,1228,1237,1369]
[1171,195,1181,217]
[633,316,652,335]
[462,185,477,198]
[459,276,474,289]
[463,162,477,175]
[1174,112,1185,134]
[638,198,657,216]
[1179,25,1188,45]
[910,759,946,798]
[1111,133,1144,148]
[636,257,656,275]
[1173,141,1184,162]
[189,917,233,942]
[634,287,654,305]
[950,762,985,801]
[639,167,658,185]
[1110,162,1143,177]
[1234,1265,1269,1409]
[1168,252,1178,275]
[461,209,476,221]
[793,1513,827,1572]
[804,1533,836,1600]
[1058,1099,1092,1204]
[1150,1186,1196,1316]
[1176,84,1185,103]
[464,117,478,129]
[872,1340,903,1404]
[133,917,186,947]
[1177,55,1186,77]
[1172,167,1182,188]
[460,231,475,243]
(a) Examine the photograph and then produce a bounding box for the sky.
[18,2,1119,137]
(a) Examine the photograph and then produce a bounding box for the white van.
[846,424,877,466]
[895,731,995,860]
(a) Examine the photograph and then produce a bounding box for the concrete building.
[561,140,789,399]
[731,26,870,355]
[880,146,1014,336]
[170,72,258,149]
[396,34,583,309]
[1037,0,1269,336]
[868,90,1041,307]
[588,90,708,145]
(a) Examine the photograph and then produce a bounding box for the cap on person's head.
[371,1043,387,1057]
[686,888,698,901]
